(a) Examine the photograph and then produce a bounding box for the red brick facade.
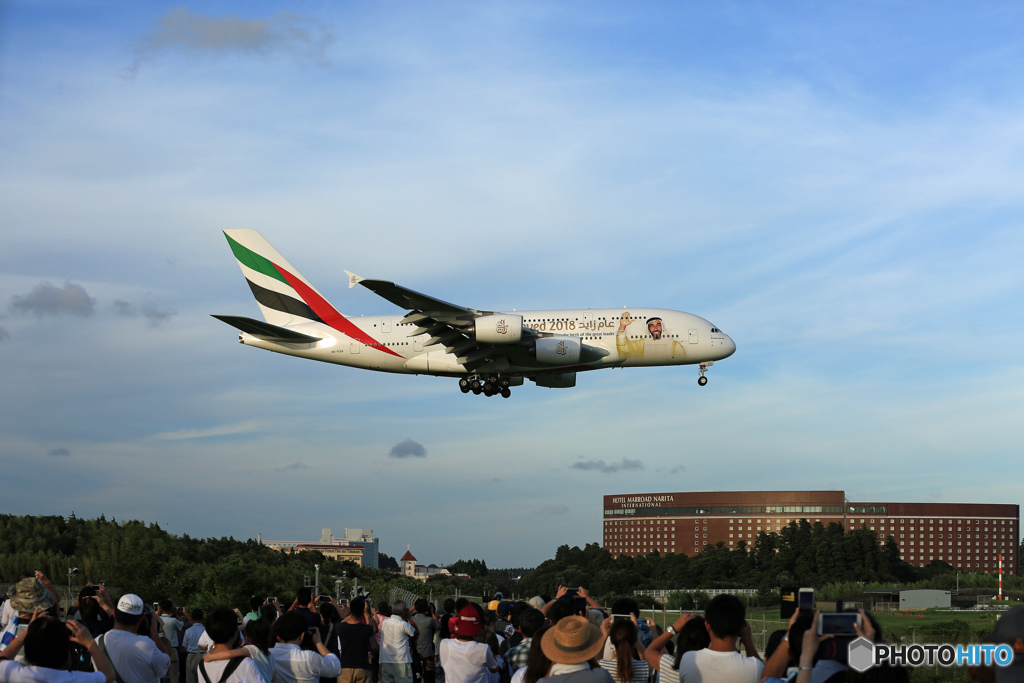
[602,491,1019,575]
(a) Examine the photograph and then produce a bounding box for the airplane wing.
[212,315,323,343]
[345,271,539,372]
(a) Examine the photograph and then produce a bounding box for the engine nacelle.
[535,336,581,364]
[534,372,577,388]
[474,314,522,344]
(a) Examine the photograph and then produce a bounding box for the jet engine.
[535,336,581,364]
[474,314,523,344]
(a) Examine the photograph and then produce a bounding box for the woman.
[642,613,709,683]
[536,616,612,683]
[511,626,550,683]
[597,619,648,683]
[0,611,115,683]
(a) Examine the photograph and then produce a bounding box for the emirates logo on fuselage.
[556,341,567,355]
[496,319,508,334]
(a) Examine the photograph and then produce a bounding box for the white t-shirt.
[0,660,106,683]
[197,657,265,683]
[379,617,414,664]
[677,648,762,683]
[269,643,340,683]
[0,601,15,629]
[98,629,171,683]
[438,639,498,683]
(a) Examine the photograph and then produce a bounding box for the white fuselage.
[238,307,736,378]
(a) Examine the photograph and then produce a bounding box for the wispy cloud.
[570,458,644,473]
[389,439,427,459]
[152,421,260,441]
[278,462,308,471]
[10,282,95,317]
[47,448,70,457]
[113,300,177,326]
[124,7,335,77]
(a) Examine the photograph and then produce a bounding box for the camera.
[817,612,861,636]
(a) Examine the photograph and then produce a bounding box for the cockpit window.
[711,328,720,333]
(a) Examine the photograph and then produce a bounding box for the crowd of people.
[2,571,1021,683]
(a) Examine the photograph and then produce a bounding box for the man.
[182,608,207,683]
[270,611,341,683]
[158,600,186,683]
[289,589,322,631]
[97,594,171,683]
[195,606,263,683]
[647,594,761,683]
[438,605,498,683]
[616,313,687,363]
[410,599,439,683]
[379,601,418,683]
[334,597,376,683]
[503,608,543,675]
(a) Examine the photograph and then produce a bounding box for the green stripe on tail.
[224,232,289,285]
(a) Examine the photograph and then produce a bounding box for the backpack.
[198,656,246,683]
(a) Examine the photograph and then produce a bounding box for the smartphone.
[798,587,814,611]
[611,613,631,623]
[318,594,331,602]
[563,588,579,598]
[267,597,277,604]
[780,588,797,619]
[817,612,861,636]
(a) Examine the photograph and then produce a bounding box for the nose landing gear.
[697,362,713,386]
[459,374,512,397]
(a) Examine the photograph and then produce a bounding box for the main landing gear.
[697,362,713,386]
[459,375,512,398]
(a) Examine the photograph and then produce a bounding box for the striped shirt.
[598,658,649,683]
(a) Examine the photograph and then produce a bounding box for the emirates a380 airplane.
[214,230,736,398]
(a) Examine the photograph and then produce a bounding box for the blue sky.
[2,1,1023,569]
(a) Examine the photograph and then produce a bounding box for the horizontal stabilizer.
[211,315,322,343]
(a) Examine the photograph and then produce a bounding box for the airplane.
[213,229,736,398]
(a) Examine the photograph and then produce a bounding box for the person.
[2,577,62,665]
[158,600,186,683]
[201,614,277,683]
[504,610,543,676]
[72,586,115,641]
[511,626,550,683]
[536,616,612,683]
[288,591,322,632]
[438,605,498,683]
[95,594,170,683]
[183,609,207,683]
[379,602,418,683]
[615,313,687,363]
[411,600,439,683]
[193,607,264,683]
[334,597,376,683]
[0,611,116,683]
[244,599,264,627]
[269,612,340,683]
[437,601,457,643]
[645,595,761,683]
[598,618,647,683]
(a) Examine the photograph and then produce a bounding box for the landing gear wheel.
[472,386,482,395]
[483,386,494,397]
[487,375,498,385]
[500,378,510,388]
[698,376,708,386]
[471,380,481,390]
[500,388,511,398]
[459,378,469,389]
[460,383,471,393]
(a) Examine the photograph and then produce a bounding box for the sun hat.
[10,577,57,613]
[541,615,604,664]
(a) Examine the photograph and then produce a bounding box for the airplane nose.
[722,334,736,358]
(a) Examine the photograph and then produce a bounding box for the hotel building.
[603,491,1018,574]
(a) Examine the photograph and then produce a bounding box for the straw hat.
[541,616,604,664]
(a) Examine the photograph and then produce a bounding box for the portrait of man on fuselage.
[616,312,687,364]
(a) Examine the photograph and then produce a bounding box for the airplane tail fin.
[222,229,345,327]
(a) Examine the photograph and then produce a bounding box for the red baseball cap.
[456,604,482,637]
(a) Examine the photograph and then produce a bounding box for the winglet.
[344,270,365,289]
